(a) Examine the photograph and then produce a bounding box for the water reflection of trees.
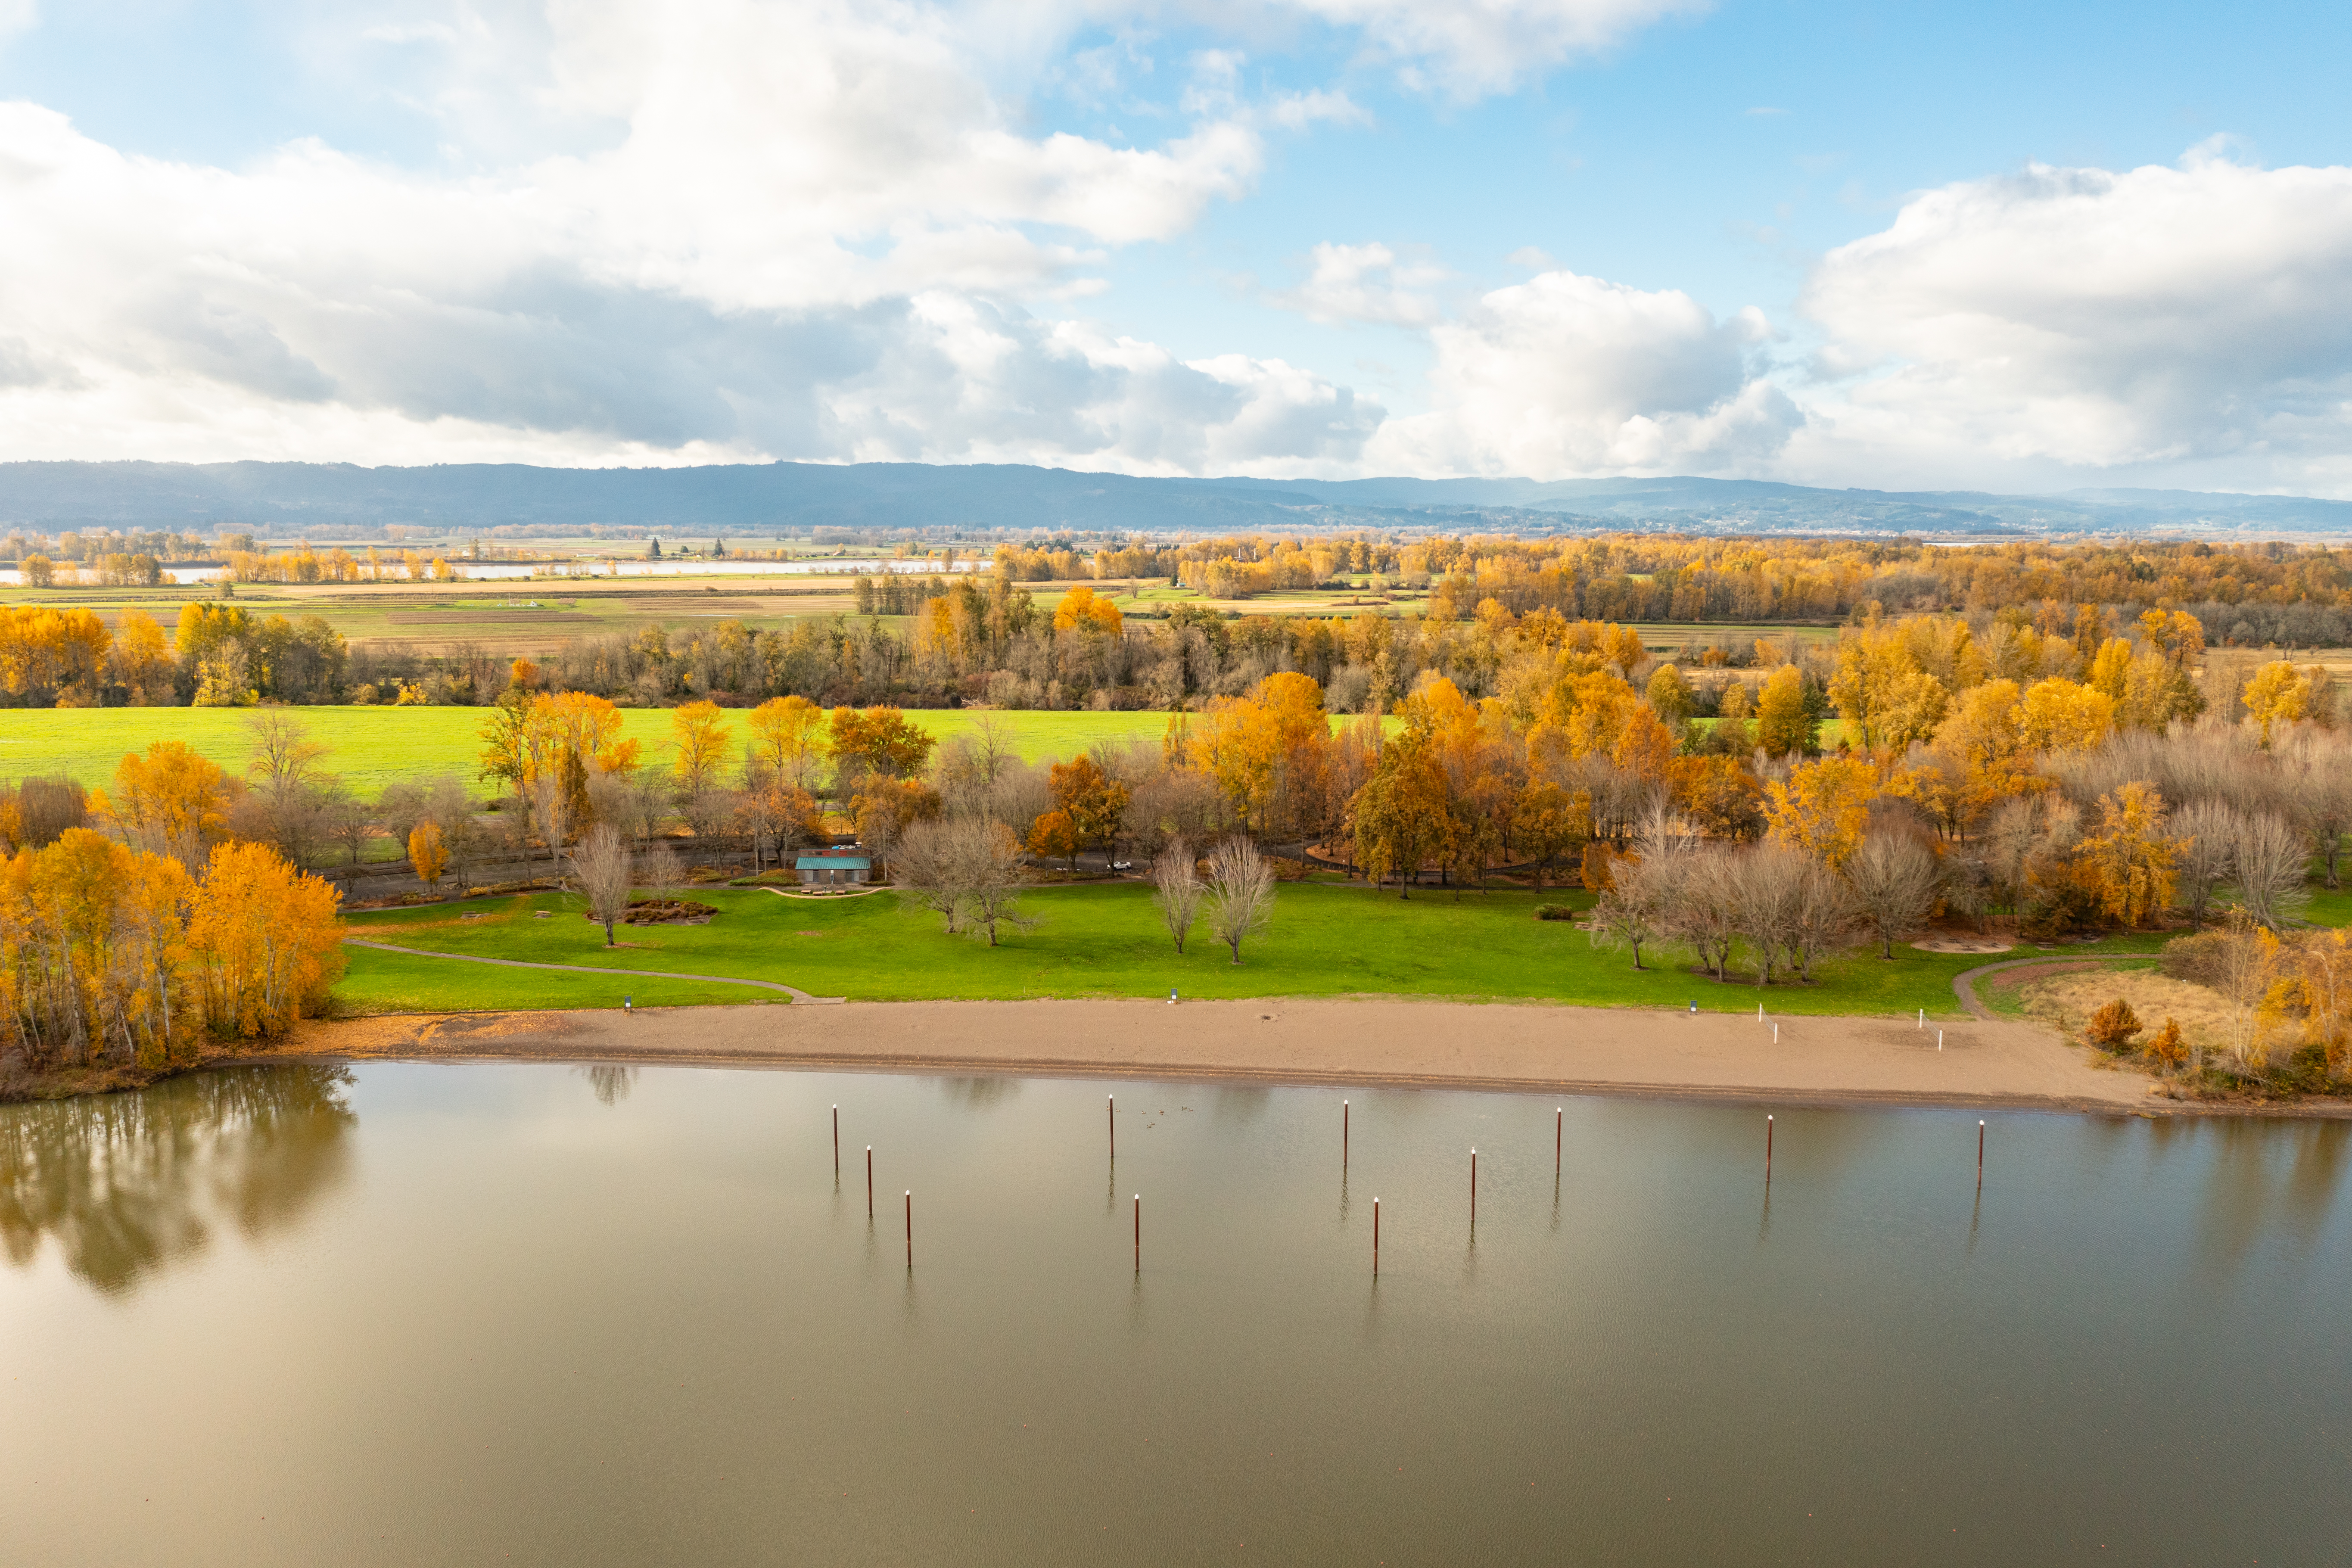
[2165,1117,2352,1270]
[576,1064,638,1104]
[936,1076,1020,1110]
[0,1065,355,1295]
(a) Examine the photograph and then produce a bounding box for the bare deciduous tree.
[243,706,335,867]
[1120,768,1227,862]
[2171,800,2240,931]
[0,774,80,862]
[320,788,373,867]
[956,819,1036,947]
[1587,875,1661,971]
[528,774,576,891]
[1203,837,1276,964]
[2279,728,2352,889]
[640,841,684,899]
[2231,811,2311,929]
[986,760,1055,840]
[1846,831,1940,958]
[892,817,965,934]
[1730,845,1808,986]
[1589,815,1683,971]
[1151,836,1202,955]
[1786,858,1858,981]
[1680,851,1742,980]
[577,824,635,946]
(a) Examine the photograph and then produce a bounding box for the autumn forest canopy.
[6,526,2352,1101]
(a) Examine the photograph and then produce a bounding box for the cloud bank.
[1,3,2350,493]
[1792,146,2352,491]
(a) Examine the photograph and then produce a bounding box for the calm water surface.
[3,1063,2347,1565]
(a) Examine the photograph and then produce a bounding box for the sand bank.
[279,997,2227,1113]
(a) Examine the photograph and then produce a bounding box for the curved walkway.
[342,938,846,1004]
[1951,953,2147,1020]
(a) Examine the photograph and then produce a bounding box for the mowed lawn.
[336,880,2168,1018]
[0,706,1183,794]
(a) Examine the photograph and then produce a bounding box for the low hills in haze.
[0,459,2346,540]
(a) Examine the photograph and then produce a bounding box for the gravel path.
[1952,954,2146,1020]
[343,938,846,1004]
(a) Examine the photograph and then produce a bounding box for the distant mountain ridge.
[1,460,2346,540]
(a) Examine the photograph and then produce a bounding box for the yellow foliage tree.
[1052,584,1123,635]
[2018,678,2115,753]
[2076,782,2177,928]
[108,610,176,705]
[186,840,345,1038]
[409,822,449,892]
[2086,638,2133,702]
[2241,660,2312,747]
[92,741,234,872]
[746,694,828,791]
[1188,694,1299,830]
[669,699,734,798]
[0,828,194,1069]
[1754,664,1814,758]
[1828,619,1951,752]
[0,604,112,705]
[1763,755,1878,866]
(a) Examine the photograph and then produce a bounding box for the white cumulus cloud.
[1369,269,1798,476]
[1275,241,1447,326]
[1795,144,2352,488]
[0,0,1390,472]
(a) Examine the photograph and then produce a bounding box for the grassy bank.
[337,880,2169,1017]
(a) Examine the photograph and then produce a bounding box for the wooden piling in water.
[832,1106,838,1174]
[1372,1198,1380,1276]
[1767,1114,1774,1180]
[1134,1195,1141,1273]
[1556,1108,1562,1176]
[1978,1120,1985,1189]
[866,1147,873,1218]
[1108,1096,1115,1162]
[905,1191,912,1269]
[1343,1100,1349,1169]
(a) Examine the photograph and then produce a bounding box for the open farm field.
[0,706,1186,795]
[4,579,872,653]
[336,880,2170,1016]
[1638,622,1845,650]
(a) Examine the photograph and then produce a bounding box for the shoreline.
[268,998,2352,1118]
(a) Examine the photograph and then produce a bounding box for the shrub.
[1534,904,1576,921]
[2159,928,2236,988]
[2085,998,2144,1052]
[2145,1016,2189,1067]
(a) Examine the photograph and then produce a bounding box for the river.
[3,1062,2346,1565]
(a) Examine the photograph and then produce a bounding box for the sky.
[2,0,2350,495]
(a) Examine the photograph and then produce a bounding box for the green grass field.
[335,880,2170,1018]
[0,706,1183,796]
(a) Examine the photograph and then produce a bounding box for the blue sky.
[2,0,2349,493]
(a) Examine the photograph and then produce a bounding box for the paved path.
[343,938,846,1004]
[1951,954,2146,1020]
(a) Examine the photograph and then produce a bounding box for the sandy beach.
[282,998,2215,1113]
